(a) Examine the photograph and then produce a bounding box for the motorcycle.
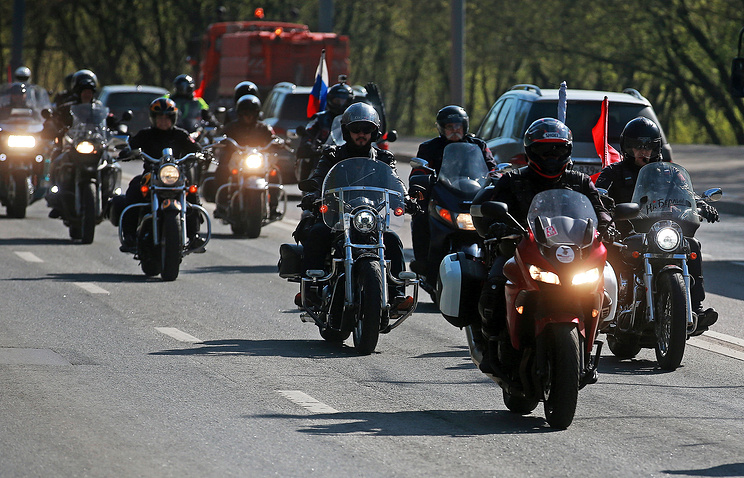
[47,103,123,243]
[602,161,722,370]
[442,189,620,428]
[0,84,52,218]
[207,136,287,237]
[118,148,212,281]
[408,143,496,301]
[278,157,419,355]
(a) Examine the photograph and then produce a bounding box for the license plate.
[572,164,600,176]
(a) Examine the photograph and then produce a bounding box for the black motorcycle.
[279,157,419,355]
[0,84,52,218]
[118,148,212,281]
[47,103,123,243]
[602,162,722,370]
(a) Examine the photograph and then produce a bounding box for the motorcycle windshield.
[527,189,598,248]
[325,115,345,146]
[0,84,48,126]
[438,142,490,196]
[69,103,110,134]
[630,162,700,234]
[321,157,406,231]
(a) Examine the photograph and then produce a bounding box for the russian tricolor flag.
[307,49,329,119]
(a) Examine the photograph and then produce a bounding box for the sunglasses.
[347,123,375,135]
[530,142,570,157]
[625,137,661,150]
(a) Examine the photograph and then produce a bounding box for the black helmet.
[173,74,195,97]
[619,116,662,163]
[341,102,381,142]
[523,118,573,179]
[72,69,98,96]
[233,81,259,104]
[236,94,262,118]
[14,66,31,83]
[149,97,178,127]
[325,83,354,116]
[436,105,469,137]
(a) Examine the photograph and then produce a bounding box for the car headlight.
[571,267,600,286]
[654,226,681,252]
[8,135,36,149]
[158,164,181,186]
[353,210,376,233]
[75,141,96,154]
[244,153,264,169]
[529,264,561,285]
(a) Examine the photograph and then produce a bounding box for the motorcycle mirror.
[471,200,508,219]
[386,130,398,143]
[295,125,306,136]
[41,108,52,119]
[583,218,595,245]
[122,110,133,121]
[702,187,723,202]
[286,129,299,140]
[614,202,640,221]
[117,124,129,135]
[596,187,608,196]
[409,157,433,171]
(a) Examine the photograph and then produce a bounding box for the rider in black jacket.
[116,98,204,252]
[475,118,612,374]
[296,102,411,311]
[409,105,496,282]
[596,116,718,333]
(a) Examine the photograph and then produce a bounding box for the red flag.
[590,97,622,182]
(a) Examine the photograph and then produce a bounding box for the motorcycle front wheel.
[353,258,383,355]
[231,189,262,238]
[79,182,96,244]
[160,209,182,281]
[654,270,688,371]
[543,325,580,429]
[6,173,30,218]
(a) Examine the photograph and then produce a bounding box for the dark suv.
[476,84,672,175]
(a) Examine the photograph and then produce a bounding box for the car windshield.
[526,102,656,143]
[104,92,162,111]
[438,142,490,196]
[280,94,311,121]
[321,157,406,231]
[629,162,700,236]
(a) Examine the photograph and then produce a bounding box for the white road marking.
[732,261,744,268]
[689,330,744,361]
[277,390,339,414]
[155,327,203,343]
[14,251,43,262]
[73,282,110,294]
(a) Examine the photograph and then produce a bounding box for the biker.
[213,94,280,218]
[296,102,413,314]
[409,105,496,289]
[116,98,205,252]
[222,81,261,126]
[596,116,718,333]
[474,117,612,375]
[294,81,354,176]
[170,74,212,132]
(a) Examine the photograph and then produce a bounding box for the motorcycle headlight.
[571,267,601,286]
[75,141,96,154]
[244,153,264,170]
[353,210,377,233]
[158,164,181,186]
[654,226,681,252]
[529,264,561,285]
[455,213,475,230]
[8,135,36,149]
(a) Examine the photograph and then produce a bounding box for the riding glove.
[697,202,719,223]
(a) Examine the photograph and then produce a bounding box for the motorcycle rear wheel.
[654,270,688,371]
[160,210,182,281]
[503,389,539,415]
[543,325,580,429]
[353,258,383,355]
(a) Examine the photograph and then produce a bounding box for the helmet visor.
[624,137,661,151]
[347,122,376,134]
[530,142,571,158]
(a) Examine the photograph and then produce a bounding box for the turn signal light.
[516,305,524,314]
[140,185,149,195]
[319,204,328,213]
[592,309,599,318]
[632,251,640,258]
[394,207,404,216]
[231,169,238,175]
[690,252,698,260]
[188,185,198,194]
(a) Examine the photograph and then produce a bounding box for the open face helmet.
[523,117,573,179]
[149,97,178,127]
[619,116,662,163]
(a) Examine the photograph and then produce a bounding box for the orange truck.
[193,21,350,105]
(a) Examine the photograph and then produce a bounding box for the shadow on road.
[702,260,744,302]
[0,237,72,246]
[150,338,370,359]
[4,271,155,283]
[663,462,744,476]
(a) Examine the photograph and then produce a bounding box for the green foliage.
[3,0,744,144]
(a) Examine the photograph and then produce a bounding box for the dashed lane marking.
[155,327,203,343]
[73,282,110,294]
[277,390,339,414]
[689,330,744,361]
[14,251,43,262]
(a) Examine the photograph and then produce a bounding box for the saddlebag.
[438,252,486,328]
[278,243,304,279]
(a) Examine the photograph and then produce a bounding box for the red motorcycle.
[445,188,617,428]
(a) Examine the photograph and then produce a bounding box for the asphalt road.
[0,143,743,477]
